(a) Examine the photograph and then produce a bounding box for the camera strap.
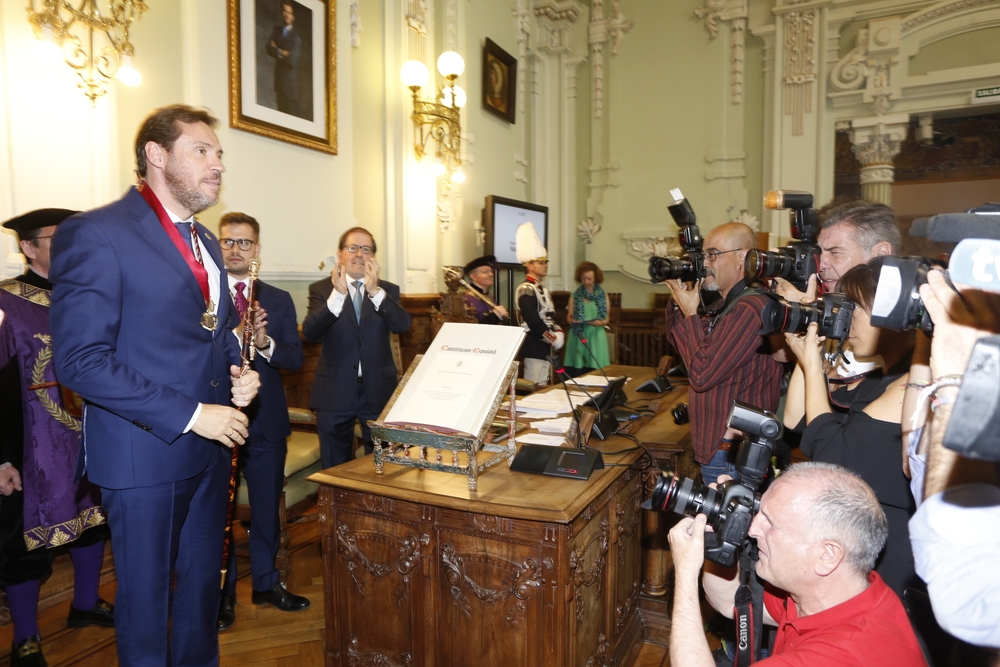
[707,286,767,335]
[733,540,765,665]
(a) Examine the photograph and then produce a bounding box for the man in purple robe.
[0,209,113,667]
[462,254,508,324]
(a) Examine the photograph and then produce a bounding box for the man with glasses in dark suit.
[215,212,307,631]
[302,228,411,468]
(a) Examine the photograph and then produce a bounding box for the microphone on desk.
[548,354,619,442]
[616,338,673,393]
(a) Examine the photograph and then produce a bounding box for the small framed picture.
[482,38,516,124]
[228,0,338,154]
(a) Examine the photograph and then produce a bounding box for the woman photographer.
[781,258,917,598]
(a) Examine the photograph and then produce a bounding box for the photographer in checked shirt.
[664,222,783,484]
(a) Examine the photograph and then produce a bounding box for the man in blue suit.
[303,228,411,468]
[215,212,308,631]
[49,105,261,667]
[266,0,302,116]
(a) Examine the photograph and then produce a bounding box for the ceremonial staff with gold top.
[447,255,509,325]
[217,212,308,632]
[221,257,260,587]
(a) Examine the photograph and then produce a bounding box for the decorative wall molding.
[437,195,455,232]
[695,0,746,39]
[588,162,622,190]
[694,0,747,104]
[851,123,905,166]
[828,1,1000,116]
[782,8,817,136]
[588,0,633,120]
[849,115,908,203]
[577,218,601,244]
[405,0,428,41]
[534,0,583,23]
[444,0,457,50]
[901,0,999,31]
[829,28,868,92]
[731,18,746,104]
[350,0,361,48]
[512,0,531,117]
[704,151,747,181]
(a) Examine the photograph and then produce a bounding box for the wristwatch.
[256,335,273,351]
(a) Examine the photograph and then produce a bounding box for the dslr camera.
[745,190,821,292]
[649,189,705,283]
[759,292,855,340]
[643,401,780,567]
[870,256,943,334]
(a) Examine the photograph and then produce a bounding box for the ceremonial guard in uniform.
[0,209,112,667]
[462,254,508,324]
[514,223,563,385]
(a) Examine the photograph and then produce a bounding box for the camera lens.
[649,256,696,283]
[672,403,689,425]
[760,295,854,340]
[649,469,721,522]
[745,249,792,281]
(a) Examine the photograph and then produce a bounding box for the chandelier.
[26,0,148,104]
[401,51,467,184]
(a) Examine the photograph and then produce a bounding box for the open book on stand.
[370,323,525,491]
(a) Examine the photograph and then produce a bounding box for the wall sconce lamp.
[27,0,148,104]
[401,51,467,184]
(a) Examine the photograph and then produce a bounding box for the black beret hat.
[2,208,78,240]
[463,254,497,275]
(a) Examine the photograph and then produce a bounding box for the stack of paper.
[503,434,566,447]
[532,417,575,434]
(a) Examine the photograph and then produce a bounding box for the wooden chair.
[234,407,322,580]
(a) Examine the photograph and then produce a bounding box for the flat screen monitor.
[484,195,549,268]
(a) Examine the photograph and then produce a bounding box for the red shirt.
[664,283,783,463]
[762,572,927,666]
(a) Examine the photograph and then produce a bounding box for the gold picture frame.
[228,0,337,154]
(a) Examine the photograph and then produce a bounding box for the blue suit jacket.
[49,187,242,490]
[302,277,411,414]
[242,280,303,442]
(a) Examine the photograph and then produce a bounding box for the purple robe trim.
[0,279,105,550]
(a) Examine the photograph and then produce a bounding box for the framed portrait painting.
[482,38,516,124]
[228,0,337,154]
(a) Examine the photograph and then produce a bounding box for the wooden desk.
[309,366,691,666]
[599,367,691,644]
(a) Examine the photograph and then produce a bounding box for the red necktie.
[235,282,249,319]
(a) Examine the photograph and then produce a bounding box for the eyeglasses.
[704,248,742,262]
[32,235,55,241]
[220,238,256,250]
[342,244,375,255]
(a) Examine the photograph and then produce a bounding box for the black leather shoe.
[11,635,48,667]
[251,582,310,612]
[67,598,115,628]
[217,594,236,631]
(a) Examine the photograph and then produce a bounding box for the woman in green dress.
[564,262,611,376]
